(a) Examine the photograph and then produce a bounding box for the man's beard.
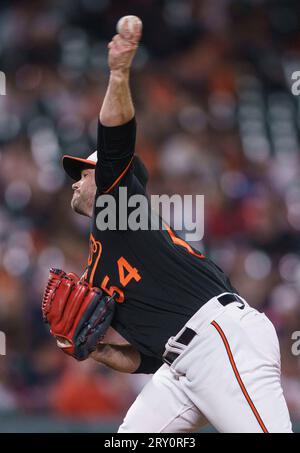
[71,192,91,217]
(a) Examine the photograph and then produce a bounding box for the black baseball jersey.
[83,118,237,373]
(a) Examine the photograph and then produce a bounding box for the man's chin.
[71,194,93,217]
[71,198,85,216]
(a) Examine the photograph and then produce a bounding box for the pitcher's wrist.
[110,68,130,81]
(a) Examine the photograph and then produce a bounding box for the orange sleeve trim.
[103,156,134,194]
[164,223,205,259]
[211,320,269,433]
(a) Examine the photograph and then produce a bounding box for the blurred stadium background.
[0,0,300,432]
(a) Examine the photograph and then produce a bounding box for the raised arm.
[95,18,142,192]
[100,18,142,126]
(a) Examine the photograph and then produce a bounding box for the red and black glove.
[42,268,116,361]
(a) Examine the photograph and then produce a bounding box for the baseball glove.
[42,268,116,361]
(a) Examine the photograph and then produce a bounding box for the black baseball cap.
[62,151,149,187]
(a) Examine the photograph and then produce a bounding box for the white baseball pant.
[118,293,293,433]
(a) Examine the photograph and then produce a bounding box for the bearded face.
[71,169,97,218]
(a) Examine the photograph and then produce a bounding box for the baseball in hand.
[116,15,143,41]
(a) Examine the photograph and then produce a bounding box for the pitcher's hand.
[108,17,142,73]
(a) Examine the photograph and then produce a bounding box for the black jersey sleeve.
[95,117,136,193]
[132,352,163,375]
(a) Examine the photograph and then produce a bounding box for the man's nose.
[72,181,80,190]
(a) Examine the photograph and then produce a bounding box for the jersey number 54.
[86,234,141,303]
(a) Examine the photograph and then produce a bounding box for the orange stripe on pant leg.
[211,320,269,433]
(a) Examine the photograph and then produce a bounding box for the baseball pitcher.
[42,16,292,433]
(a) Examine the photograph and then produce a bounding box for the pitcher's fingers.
[111,35,123,52]
[121,17,132,41]
[115,34,135,52]
[120,18,142,45]
[131,20,142,44]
